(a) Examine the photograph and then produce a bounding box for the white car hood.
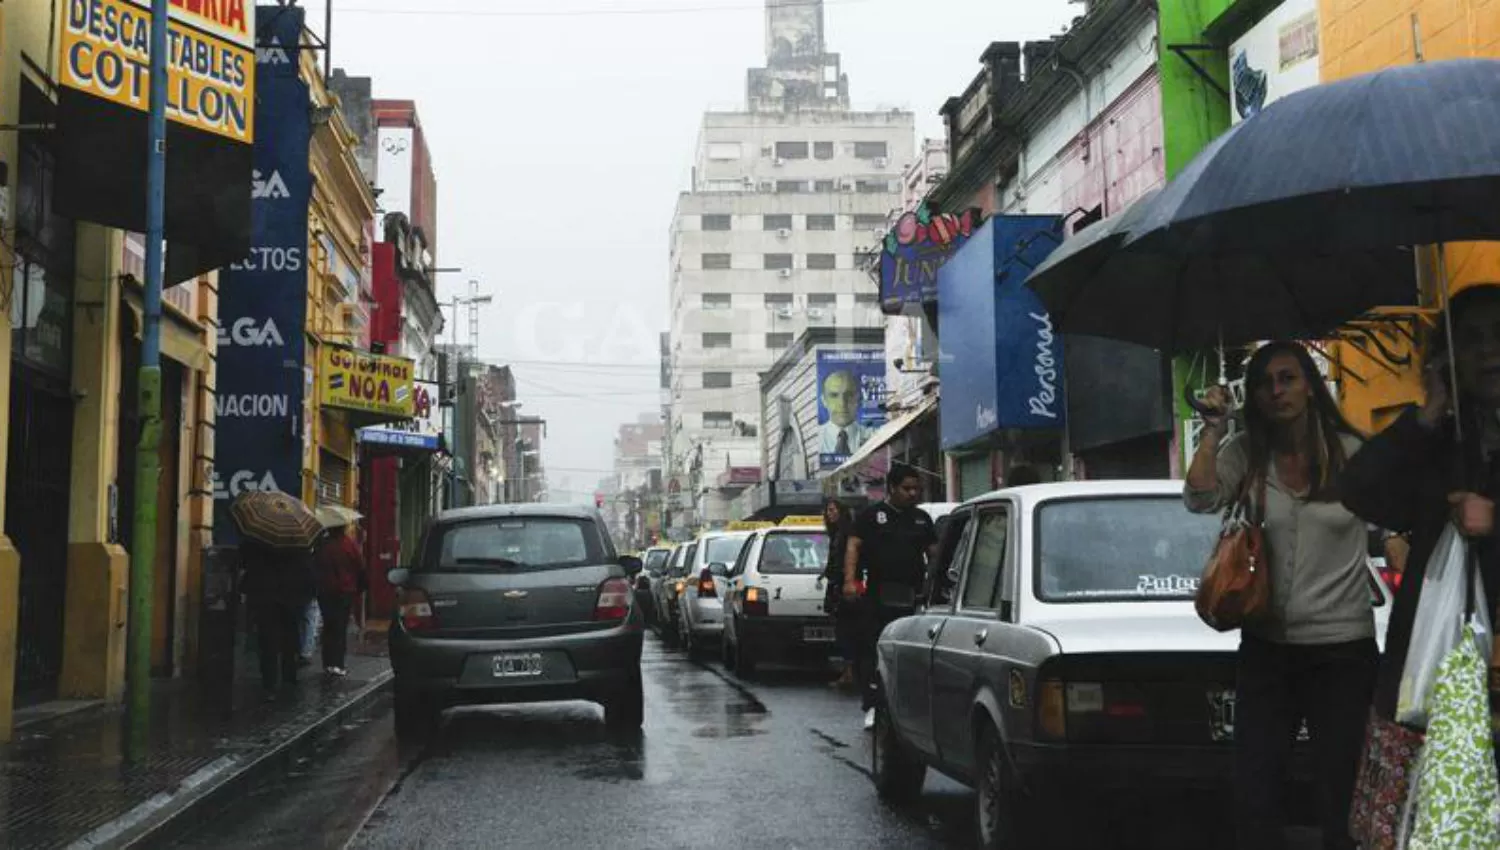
[1027,613,1241,655]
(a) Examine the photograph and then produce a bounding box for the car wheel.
[721,632,734,668]
[871,694,924,804]
[604,672,645,730]
[731,635,757,678]
[975,722,1029,849]
[393,687,440,743]
[658,609,680,647]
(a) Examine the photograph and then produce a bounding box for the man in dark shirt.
[843,464,938,728]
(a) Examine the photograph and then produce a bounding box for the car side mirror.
[387,567,410,587]
[619,555,644,575]
[708,562,729,578]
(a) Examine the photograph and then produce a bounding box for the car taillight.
[595,578,632,621]
[743,586,769,617]
[696,568,717,598]
[1038,679,1066,740]
[674,579,686,597]
[1380,566,1403,592]
[398,588,435,632]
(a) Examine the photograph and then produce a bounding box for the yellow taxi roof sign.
[726,521,775,531]
[779,515,824,527]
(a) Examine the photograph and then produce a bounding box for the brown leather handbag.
[1195,473,1270,632]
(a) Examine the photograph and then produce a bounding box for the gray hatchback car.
[387,504,645,739]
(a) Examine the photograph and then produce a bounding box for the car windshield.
[426,517,604,572]
[702,535,749,567]
[758,532,830,574]
[1035,497,1219,602]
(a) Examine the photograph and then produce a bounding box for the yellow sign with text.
[321,346,416,420]
[60,0,255,144]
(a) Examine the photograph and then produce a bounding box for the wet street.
[157,635,1324,850]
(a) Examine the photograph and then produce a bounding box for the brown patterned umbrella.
[230,490,323,550]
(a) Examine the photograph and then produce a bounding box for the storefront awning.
[829,395,939,480]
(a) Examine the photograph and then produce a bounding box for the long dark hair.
[823,497,850,536]
[1242,341,1362,501]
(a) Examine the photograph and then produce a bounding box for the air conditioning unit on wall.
[777,268,793,278]
[776,228,791,239]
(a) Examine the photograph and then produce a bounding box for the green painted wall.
[1157,0,1237,469]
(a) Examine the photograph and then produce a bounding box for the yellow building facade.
[1321,0,1500,431]
[0,1,219,739]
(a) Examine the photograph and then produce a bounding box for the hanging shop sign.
[211,10,307,545]
[879,203,983,314]
[358,380,442,451]
[320,345,416,420]
[817,348,888,470]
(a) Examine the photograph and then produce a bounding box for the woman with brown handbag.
[1185,341,1373,850]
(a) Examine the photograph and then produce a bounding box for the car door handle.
[973,629,988,646]
[927,625,940,640]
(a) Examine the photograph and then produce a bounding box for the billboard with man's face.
[817,348,887,470]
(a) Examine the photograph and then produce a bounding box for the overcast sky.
[299,0,1078,502]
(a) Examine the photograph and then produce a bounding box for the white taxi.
[720,519,835,676]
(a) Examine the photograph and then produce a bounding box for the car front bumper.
[390,624,643,707]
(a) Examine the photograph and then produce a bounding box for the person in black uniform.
[843,463,938,729]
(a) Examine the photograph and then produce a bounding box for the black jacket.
[1339,407,1498,717]
[239,541,317,606]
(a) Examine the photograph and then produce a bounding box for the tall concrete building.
[665,0,914,531]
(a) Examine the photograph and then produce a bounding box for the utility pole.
[128,0,171,727]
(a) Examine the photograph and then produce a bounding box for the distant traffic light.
[594,492,605,509]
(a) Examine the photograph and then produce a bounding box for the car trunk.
[413,564,615,640]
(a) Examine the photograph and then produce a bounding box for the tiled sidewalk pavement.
[0,635,391,850]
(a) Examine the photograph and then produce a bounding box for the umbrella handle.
[1183,377,1232,416]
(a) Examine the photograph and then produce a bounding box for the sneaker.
[863,708,876,731]
[331,667,348,677]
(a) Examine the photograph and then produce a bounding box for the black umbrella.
[1024,188,1160,305]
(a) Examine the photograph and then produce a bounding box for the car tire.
[975,722,1029,849]
[731,636,757,678]
[604,672,645,730]
[393,687,440,743]
[721,633,734,668]
[658,610,680,647]
[871,695,924,804]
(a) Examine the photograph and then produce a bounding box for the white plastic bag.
[1396,524,1491,728]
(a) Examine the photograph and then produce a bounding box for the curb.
[65,670,394,850]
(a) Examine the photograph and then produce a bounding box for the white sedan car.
[720,525,836,676]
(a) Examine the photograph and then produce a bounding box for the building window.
[808,293,837,308]
[763,214,793,231]
[702,214,732,231]
[855,180,891,194]
[853,213,887,229]
[703,412,734,430]
[855,250,879,269]
[702,293,732,310]
[806,214,836,231]
[706,142,742,160]
[775,180,806,194]
[703,372,733,389]
[813,180,836,193]
[814,141,835,160]
[702,253,731,270]
[764,293,793,308]
[855,292,879,306]
[764,253,794,270]
[774,141,809,160]
[702,332,732,349]
[807,253,837,271]
[854,141,889,159]
[766,333,793,350]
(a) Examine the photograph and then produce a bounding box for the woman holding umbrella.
[1341,284,1500,735]
[233,491,322,698]
[314,506,367,677]
[1185,342,1375,850]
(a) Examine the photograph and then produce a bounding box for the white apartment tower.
[666,0,915,529]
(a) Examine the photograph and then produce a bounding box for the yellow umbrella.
[315,504,362,529]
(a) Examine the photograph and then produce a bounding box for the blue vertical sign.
[213,6,310,543]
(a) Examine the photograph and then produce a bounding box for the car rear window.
[644,549,671,572]
[758,531,829,574]
[1035,497,1219,603]
[701,535,749,567]
[423,517,606,572]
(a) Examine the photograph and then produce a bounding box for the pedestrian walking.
[239,539,316,699]
[844,464,938,730]
[1184,341,1373,850]
[1341,283,1500,747]
[314,520,367,676]
[820,497,858,689]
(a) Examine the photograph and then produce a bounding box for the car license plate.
[493,652,544,678]
[1208,690,1310,742]
[804,625,835,643]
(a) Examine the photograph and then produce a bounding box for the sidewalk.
[0,632,392,850]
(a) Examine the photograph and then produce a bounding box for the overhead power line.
[340,0,875,19]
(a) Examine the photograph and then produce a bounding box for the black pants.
[856,600,913,711]
[318,594,353,669]
[1234,635,1378,850]
[252,600,303,689]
